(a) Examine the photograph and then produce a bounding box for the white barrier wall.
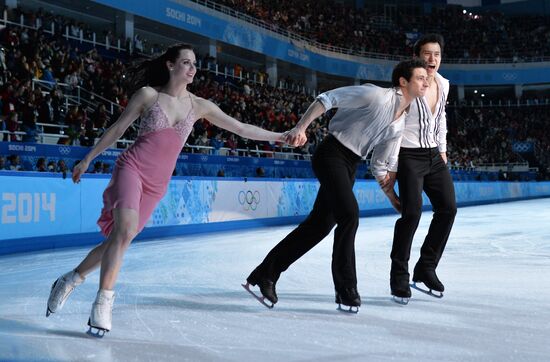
[1,172,550,255]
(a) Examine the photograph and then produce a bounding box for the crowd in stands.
[0,10,328,174]
[447,106,550,180]
[0,151,116,178]
[448,106,547,165]
[4,1,550,63]
[210,0,550,61]
[0,4,548,181]
[187,73,328,157]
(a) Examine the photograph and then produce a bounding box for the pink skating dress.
[97,98,195,236]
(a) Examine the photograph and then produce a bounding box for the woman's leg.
[74,241,108,277]
[87,207,139,333]
[97,207,139,290]
[72,206,139,280]
[46,207,139,319]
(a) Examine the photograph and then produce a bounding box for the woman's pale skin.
[71,49,287,290]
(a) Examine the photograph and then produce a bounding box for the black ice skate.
[391,276,411,305]
[242,277,277,309]
[335,287,361,313]
[411,268,444,298]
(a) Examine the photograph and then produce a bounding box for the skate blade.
[336,304,359,314]
[86,319,108,338]
[411,283,444,298]
[392,296,410,305]
[241,283,274,309]
[46,279,58,317]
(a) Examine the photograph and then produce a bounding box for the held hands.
[377,172,401,213]
[282,127,307,147]
[72,160,89,184]
[386,189,402,213]
[377,171,397,194]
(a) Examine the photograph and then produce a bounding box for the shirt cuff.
[371,168,387,178]
[316,93,332,112]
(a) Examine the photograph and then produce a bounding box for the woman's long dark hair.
[125,43,194,96]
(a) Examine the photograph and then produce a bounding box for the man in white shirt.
[384,34,457,303]
[244,59,428,311]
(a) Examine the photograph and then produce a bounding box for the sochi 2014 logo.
[238,190,260,211]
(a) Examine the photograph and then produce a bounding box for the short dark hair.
[391,59,427,87]
[413,33,445,57]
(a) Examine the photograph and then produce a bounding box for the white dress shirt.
[401,72,449,152]
[315,84,405,178]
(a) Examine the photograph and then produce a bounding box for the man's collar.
[435,72,449,83]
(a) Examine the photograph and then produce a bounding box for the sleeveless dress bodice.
[97,99,196,236]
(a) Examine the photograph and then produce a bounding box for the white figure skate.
[46,270,85,317]
[87,289,115,338]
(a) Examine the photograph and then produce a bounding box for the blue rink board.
[1,172,549,255]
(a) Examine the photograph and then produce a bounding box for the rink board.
[1,172,549,255]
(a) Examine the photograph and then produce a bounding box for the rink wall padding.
[1,172,550,255]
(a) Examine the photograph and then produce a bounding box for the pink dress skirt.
[97,100,195,236]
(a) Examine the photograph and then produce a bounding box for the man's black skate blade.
[46,307,52,317]
[241,283,274,309]
[86,318,108,338]
[336,304,359,314]
[410,282,444,298]
[392,295,410,305]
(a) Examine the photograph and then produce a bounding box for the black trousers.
[391,147,457,279]
[248,135,361,290]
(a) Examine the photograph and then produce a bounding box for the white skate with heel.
[87,289,115,338]
[46,270,85,317]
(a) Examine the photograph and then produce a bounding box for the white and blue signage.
[1,172,550,255]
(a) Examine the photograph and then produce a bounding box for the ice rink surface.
[1,198,549,361]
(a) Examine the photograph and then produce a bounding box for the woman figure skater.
[46,43,288,336]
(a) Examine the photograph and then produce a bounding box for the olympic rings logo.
[238,190,260,211]
[502,73,517,81]
[59,146,71,155]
